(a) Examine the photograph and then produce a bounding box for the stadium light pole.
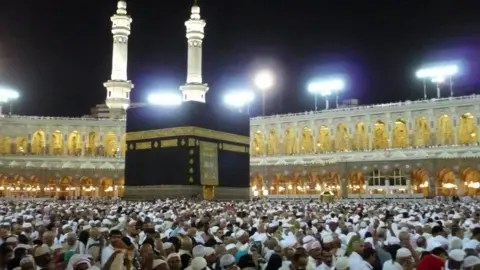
[254,70,275,116]
[224,91,255,115]
[0,89,19,115]
[147,93,182,106]
[415,65,458,99]
[307,79,345,110]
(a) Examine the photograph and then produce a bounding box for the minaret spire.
[179,0,209,103]
[104,0,134,119]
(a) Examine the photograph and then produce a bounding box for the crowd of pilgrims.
[0,198,479,270]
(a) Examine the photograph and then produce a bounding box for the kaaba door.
[203,186,215,200]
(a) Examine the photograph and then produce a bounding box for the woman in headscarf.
[65,254,91,270]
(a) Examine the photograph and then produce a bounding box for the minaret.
[179,1,209,103]
[104,0,134,119]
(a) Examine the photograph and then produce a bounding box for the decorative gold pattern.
[126,126,249,145]
[189,168,194,174]
[153,141,159,148]
[189,158,194,164]
[218,143,223,149]
[199,141,219,186]
[188,176,194,183]
[161,139,178,148]
[188,138,195,146]
[222,143,247,153]
[189,149,195,155]
[181,139,186,146]
[129,144,134,150]
[135,142,152,150]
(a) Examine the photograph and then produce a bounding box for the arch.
[436,114,454,145]
[372,120,388,149]
[348,172,365,194]
[284,128,298,155]
[323,172,341,197]
[437,168,456,196]
[392,119,408,148]
[462,167,480,196]
[300,127,314,154]
[31,130,46,154]
[334,123,349,151]
[352,122,368,150]
[250,175,263,196]
[411,168,429,195]
[251,131,264,156]
[100,177,114,197]
[270,174,284,195]
[104,132,118,157]
[15,137,28,154]
[458,113,478,145]
[316,126,331,152]
[49,130,64,155]
[120,134,126,156]
[267,129,280,155]
[80,176,94,197]
[86,132,98,156]
[414,117,431,147]
[67,131,82,155]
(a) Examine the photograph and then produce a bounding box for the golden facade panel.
[160,139,178,148]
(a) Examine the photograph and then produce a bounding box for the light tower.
[104,0,134,119]
[179,0,209,103]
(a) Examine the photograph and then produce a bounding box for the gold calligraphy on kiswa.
[199,141,219,186]
[161,139,178,148]
[135,142,152,150]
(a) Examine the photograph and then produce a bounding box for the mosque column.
[453,116,458,145]
[428,176,436,198]
[81,132,86,156]
[340,178,347,198]
[455,173,464,196]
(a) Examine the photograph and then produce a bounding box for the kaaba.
[124,102,251,200]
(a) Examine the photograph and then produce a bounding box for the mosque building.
[0,1,479,199]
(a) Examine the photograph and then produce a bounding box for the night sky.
[1,0,480,117]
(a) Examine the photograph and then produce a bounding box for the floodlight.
[254,70,275,91]
[307,79,345,110]
[147,93,182,106]
[224,91,254,108]
[416,64,459,98]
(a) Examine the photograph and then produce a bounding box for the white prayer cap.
[163,242,173,249]
[190,257,207,270]
[209,226,219,234]
[225,244,236,251]
[204,247,215,256]
[152,259,167,268]
[234,230,246,239]
[19,255,35,266]
[464,255,480,268]
[464,240,478,250]
[99,227,108,233]
[192,245,206,258]
[5,236,18,243]
[220,254,235,267]
[335,257,349,270]
[22,223,32,229]
[82,225,92,231]
[449,249,466,262]
[323,234,334,244]
[396,248,411,258]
